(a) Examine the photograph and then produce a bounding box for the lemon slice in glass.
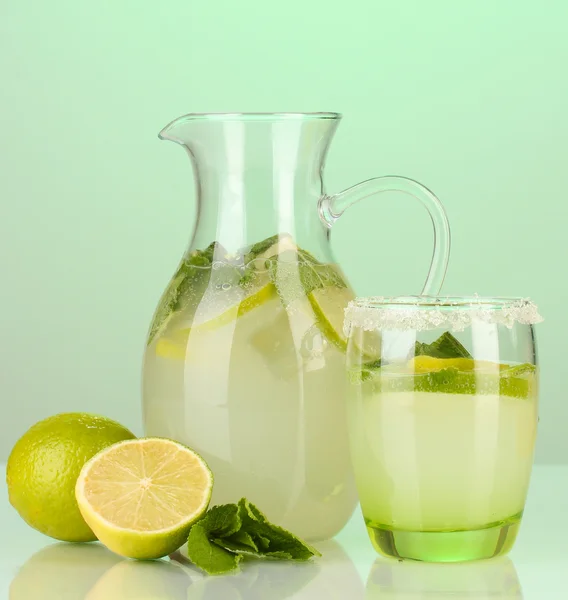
[75,438,212,560]
[410,356,499,373]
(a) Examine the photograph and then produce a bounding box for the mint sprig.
[414,331,472,359]
[185,498,321,575]
[267,249,347,306]
[350,332,472,383]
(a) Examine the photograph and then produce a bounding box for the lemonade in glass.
[345,296,542,562]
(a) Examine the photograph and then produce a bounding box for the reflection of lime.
[75,438,213,560]
[7,414,135,542]
[9,543,121,600]
[155,283,276,360]
[85,559,192,600]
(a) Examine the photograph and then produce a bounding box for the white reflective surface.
[1,465,565,599]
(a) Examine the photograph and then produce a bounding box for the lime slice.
[359,359,537,399]
[191,282,277,333]
[307,286,353,352]
[410,356,510,373]
[155,283,277,360]
[308,286,381,358]
[75,438,213,560]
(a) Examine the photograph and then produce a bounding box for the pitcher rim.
[160,112,341,133]
[175,112,339,120]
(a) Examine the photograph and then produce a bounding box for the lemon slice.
[365,360,537,399]
[411,356,500,373]
[308,286,381,358]
[155,283,277,360]
[410,356,518,373]
[75,438,213,560]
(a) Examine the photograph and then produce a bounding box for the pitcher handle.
[318,176,451,295]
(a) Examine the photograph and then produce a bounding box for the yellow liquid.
[349,390,537,533]
[143,277,357,541]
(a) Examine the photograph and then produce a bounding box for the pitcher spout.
[156,112,342,252]
[158,114,196,145]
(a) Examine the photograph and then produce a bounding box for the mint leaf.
[414,331,472,359]
[185,504,244,575]
[237,498,321,560]
[186,499,320,576]
[350,333,471,384]
[243,234,281,263]
[225,529,258,551]
[199,504,242,537]
[148,241,245,344]
[501,363,536,377]
[267,249,346,306]
[147,243,218,344]
[186,523,242,576]
[214,537,293,560]
[147,250,210,343]
[357,359,382,382]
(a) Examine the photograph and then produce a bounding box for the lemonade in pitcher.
[143,235,358,539]
[142,112,450,541]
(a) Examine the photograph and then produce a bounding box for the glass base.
[366,515,522,562]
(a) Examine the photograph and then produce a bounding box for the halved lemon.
[75,438,212,560]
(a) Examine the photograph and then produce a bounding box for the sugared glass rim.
[344,296,543,333]
[351,296,533,310]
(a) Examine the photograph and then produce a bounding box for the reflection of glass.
[365,556,523,599]
[9,543,121,600]
[345,296,542,562]
[173,539,364,600]
[142,112,450,541]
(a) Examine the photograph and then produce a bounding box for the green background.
[0,1,563,462]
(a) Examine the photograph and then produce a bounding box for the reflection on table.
[9,539,364,599]
[174,539,364,599]
[9,543,191,600]
[366,556,523,599]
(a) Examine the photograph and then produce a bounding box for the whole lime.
[6,413,135,542]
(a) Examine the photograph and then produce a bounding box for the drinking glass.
[344,296,542,562]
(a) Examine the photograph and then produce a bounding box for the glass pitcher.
[142,112,450,541]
